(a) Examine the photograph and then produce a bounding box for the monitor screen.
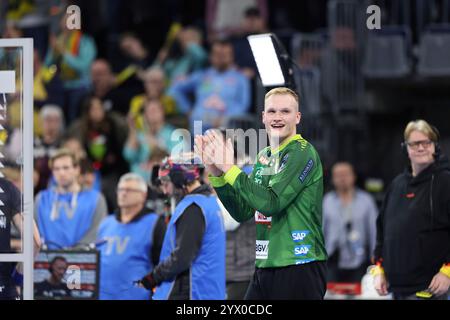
[34,250,100,300]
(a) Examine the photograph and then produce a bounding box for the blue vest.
[97,212,159,300]
[153,194,226,300]
[37,188,100,248]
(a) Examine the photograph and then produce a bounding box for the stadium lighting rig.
[247,33,296,89]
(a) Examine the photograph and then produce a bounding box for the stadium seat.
[417,24,450,77]
[294,67,322,115]
[362,25,412,78]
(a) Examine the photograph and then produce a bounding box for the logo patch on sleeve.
[299,159,314,183]
[277,154,289,173]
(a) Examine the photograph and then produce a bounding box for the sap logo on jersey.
[294,245,311,256]
[256,240,269,260]
[291,230,310,242]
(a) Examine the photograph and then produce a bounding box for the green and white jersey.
[210,134,327,268]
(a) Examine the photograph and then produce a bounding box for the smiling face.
[406,130,436,167]
[262,93,301,145]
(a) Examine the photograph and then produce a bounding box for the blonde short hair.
[404,119,439,142]
[264,87,299,110]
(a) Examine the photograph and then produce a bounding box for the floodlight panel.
[248,34,285,86]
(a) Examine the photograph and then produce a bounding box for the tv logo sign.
[291,230,309,242]
[294,245,311,256]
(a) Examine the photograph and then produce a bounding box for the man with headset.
[373,119,450,299]
[34,256,70,299]
[138,155,226,300]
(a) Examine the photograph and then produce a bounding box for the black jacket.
[374,154,450,294]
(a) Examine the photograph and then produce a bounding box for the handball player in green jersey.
[195,87,327,300]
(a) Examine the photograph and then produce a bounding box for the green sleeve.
[210,174,255,223]
[224,144,321,217]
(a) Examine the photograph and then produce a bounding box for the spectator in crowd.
[91,59,143,116]
[61,136,87,161]
[223,162,256,300]
[61,136,101,192]
[168,39,250,132]
[1,19,23,39]
[91,59,116,102]
[4,48,63,145]
[35,149,107,249]
[3,0,51,57]
[231,6,267,79]
[44,12,97,123]
[155,26,207,85]
[78,158,101,191]
[34,256,70,299]
[223,207,255,300]
[119,32,154,70]
[323,162,378,283]
[138,156,226,300]
[34,105,64,194]
[124,99,188,183]
[205,0,268,42]
[68,95,129,212]
[374,120,450,300]
[33,48,64,110]
[128,67,179,128]
[97,173,166,300]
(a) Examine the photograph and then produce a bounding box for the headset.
[169,168,190,189]
[158,157,202,190]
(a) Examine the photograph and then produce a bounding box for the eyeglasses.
[116,188,144,193]
[405,139,433,150]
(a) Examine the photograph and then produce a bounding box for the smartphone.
[416,289,433,299]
